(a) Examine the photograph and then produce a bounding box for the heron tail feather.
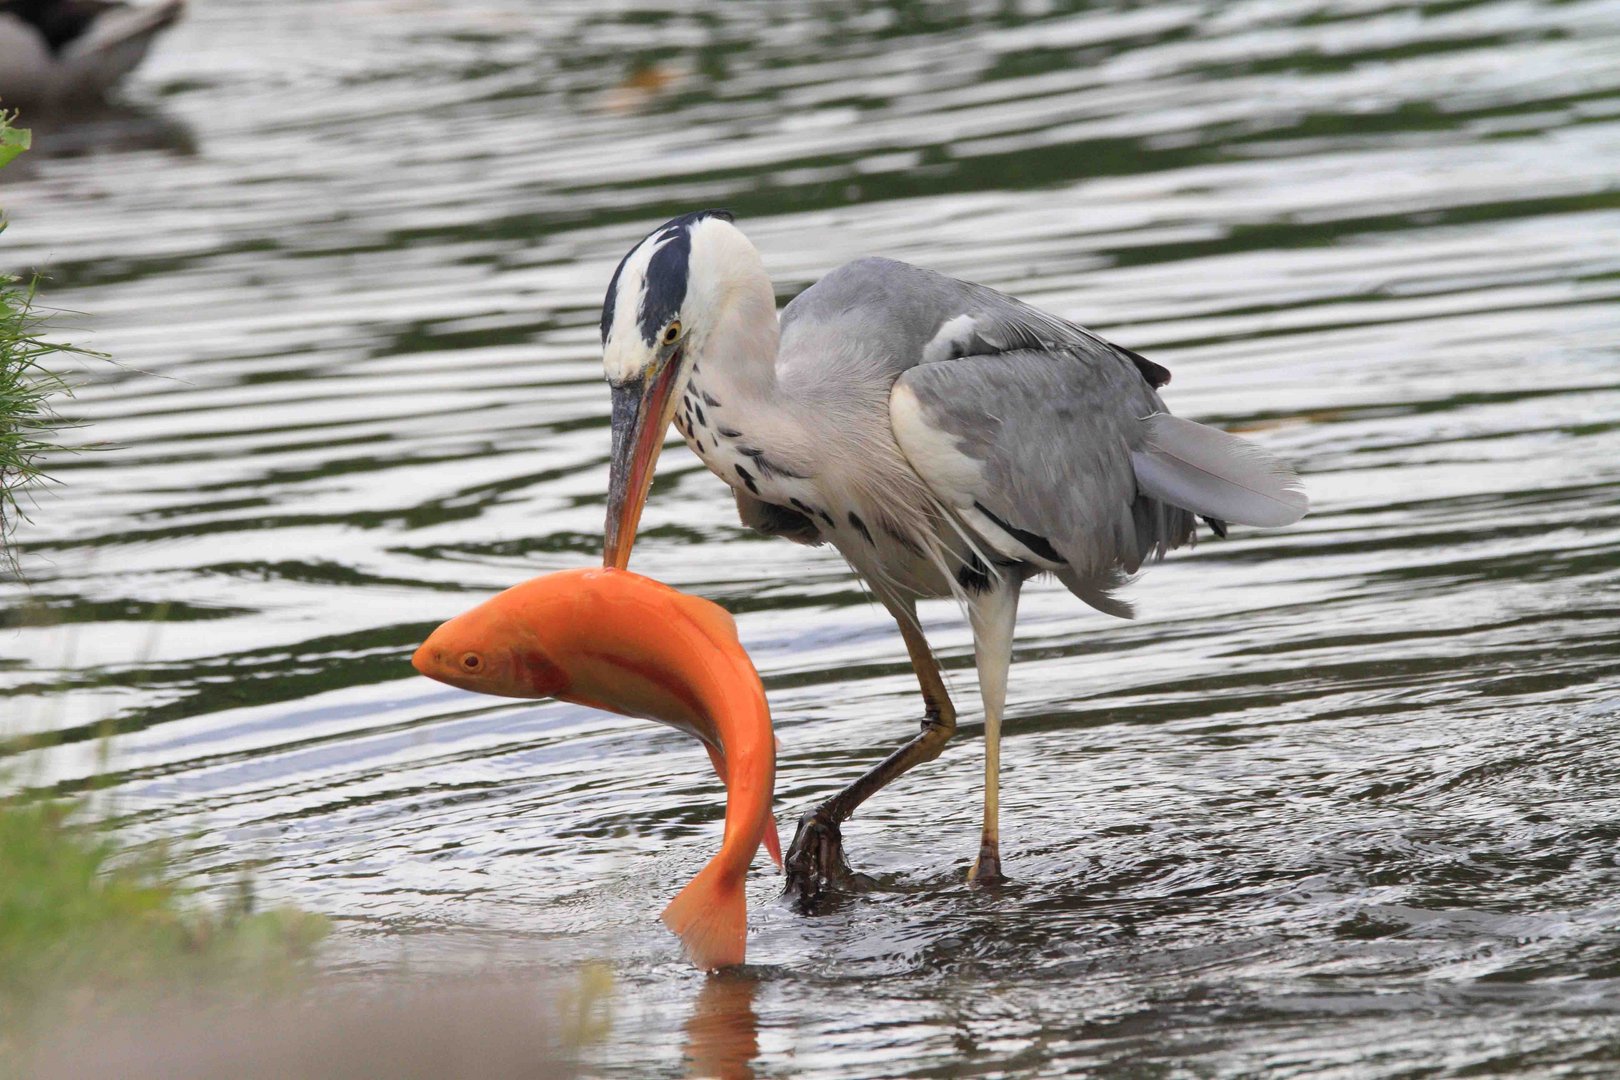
[1131,414,1307,528]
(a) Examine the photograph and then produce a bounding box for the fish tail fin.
[661,858,747,971]
[762,813,783,869]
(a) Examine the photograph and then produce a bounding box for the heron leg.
[784,594,956,913]
[967,579,1020,886]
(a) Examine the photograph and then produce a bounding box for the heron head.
[600,208,737,568]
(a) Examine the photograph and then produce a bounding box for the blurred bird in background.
[0,0,184,105]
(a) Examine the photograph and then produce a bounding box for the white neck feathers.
[686,217,780,397]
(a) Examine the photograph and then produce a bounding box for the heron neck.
[688,246,781,401]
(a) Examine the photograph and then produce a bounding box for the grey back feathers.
[780,257,1168,392]
[773,256,1305,617]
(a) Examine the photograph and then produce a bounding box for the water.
[4,0,1620,1074]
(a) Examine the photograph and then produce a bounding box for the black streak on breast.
[738,446,809,480]
[957,551,993,593]
[884,524,924,556]
[790,498,835,528]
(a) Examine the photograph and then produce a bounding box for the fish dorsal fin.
[575,566,741,652]
[666,590,740,650]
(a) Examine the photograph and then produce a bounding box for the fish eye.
[662,320,681,345]
[460,652,483,672]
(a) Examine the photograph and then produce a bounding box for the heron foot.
[967,837,1005,887]
[782,809,874,914]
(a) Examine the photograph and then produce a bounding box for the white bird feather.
[1131,413,1308,528]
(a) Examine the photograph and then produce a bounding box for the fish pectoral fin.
[762,812,783,869]
[703,743,728,784]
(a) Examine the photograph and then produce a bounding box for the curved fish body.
[411,566,777,970]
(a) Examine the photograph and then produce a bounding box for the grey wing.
[779,256,1169,391]
[734,488,825,546]
[890,345,1196,618]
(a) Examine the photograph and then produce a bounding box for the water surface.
[4,0,1620,1075]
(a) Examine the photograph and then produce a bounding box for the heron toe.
[782,810,875,914]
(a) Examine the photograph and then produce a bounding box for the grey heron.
[601,209,1306,908]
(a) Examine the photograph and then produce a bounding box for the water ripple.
[4,0,1620,1074]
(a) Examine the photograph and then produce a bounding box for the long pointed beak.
[604,355,682,569]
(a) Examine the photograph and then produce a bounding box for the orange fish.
[411,567,779,970]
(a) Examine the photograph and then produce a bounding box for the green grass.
[0,110,83,574]
[0,110,327,1067]
[0,278,91,571]
[0,122,25,171]
[0,793,615,1079]
[0,794,328,1061]
[0,113,605,1080]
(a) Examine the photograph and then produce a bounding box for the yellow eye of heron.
[662,321,681,345]
[460,653,482,672]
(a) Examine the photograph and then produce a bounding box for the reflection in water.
[4,99,196,161]
[2,0,1619,1075]
[684,973,760,1080]
[26,979,581,1080]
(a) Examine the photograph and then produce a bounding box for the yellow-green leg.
[967,579,1020,885]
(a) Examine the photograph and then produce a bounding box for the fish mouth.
[411,642,466,689]
[410,640,485,693]
[604,351,683,570]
